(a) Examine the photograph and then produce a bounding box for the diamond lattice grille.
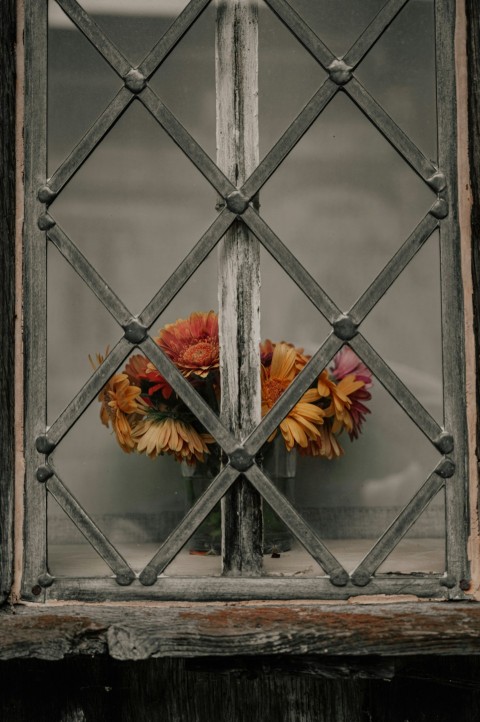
[24,0,468,600]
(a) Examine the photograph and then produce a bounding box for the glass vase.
[181,437,296,554]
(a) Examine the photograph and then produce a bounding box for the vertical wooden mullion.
[216,0,263,575]
[0,0,16,604]
[436,0,469,592]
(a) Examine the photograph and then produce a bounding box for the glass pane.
[58,1,191,67]
[378,489,445,574]
[49,100,217,315]
[258,0,326,159]
[47,243,120,425]
[260,92,435,310]
[356,0,437,160]
[288,0,386,57]
[362,231,443,423]
[48,0,122,173]
[150,3,216,159]
[262,371,441,576]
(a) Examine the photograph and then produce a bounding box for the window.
[20,0,471,602]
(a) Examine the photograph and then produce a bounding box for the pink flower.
[332,347,372,387]
[331,347,373,440]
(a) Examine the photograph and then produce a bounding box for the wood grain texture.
[0,0,16,605]
[3,655,480,722]
[3,602,480,660]
[467,0,480,496]
[216,0,263,575]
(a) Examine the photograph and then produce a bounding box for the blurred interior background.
[46,0,445,575]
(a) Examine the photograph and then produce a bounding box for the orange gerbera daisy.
[261,343,325,451]
[132,416,213,462]
[155,311,219,378]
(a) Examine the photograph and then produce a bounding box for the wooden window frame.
[2,0,480,656]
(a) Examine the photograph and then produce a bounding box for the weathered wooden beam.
[216,0,263,575]
[0,0,16,605]
[3,602,480,660]
[467,0,480,482]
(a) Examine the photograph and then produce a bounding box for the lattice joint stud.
[36,464,54,483]
[139,565,158,586]
[350,568,371,587]
[329,568,349,587]
[429,198,449,219]
[435,458,455,478]
[229,447,254,472]
[38,573,55,588]
[36,434,56,455]
[37,213,56,231]
[123,318,148,344]
[124,69,146,94]
[226,190,250,214]
[328,59,353,85]
[116,570,136,586]
[37,185,57,204]
[333,314,358,341]
[427,171,447,192]
[434,431,454,454]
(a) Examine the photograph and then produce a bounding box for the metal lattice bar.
[47,224,133,327]
[262,0,335,69]
[350,470,445,585]
[345,78,438,184]
[242,207,342,323]
[139,0,212,79]
[47,472,135,584]
[139,208,236,327]
[140,336,238,455]
[244,334,343,455]
[46,338,132,448]
[139,86,235,197]
[349,213,439,324]
[55,0,131,77]
[47,88,133,197]
[349,334,444,447]
[139,464,240,585]
[245,464,348,585]
[343,0,411,69]
[240,80,337,201]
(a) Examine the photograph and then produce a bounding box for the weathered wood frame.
[1,0,480,636]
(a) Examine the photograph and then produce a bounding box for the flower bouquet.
[91,311,372,552]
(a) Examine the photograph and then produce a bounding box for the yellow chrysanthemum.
[262,344,325,451]
[132,416,213,462]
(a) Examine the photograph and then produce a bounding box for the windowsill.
[1,599,480,661]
